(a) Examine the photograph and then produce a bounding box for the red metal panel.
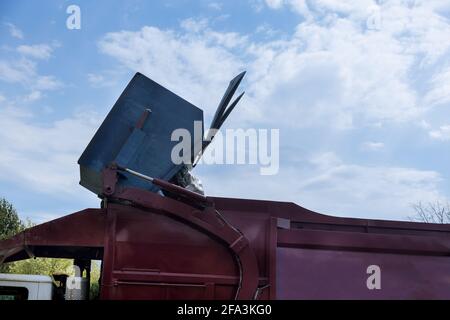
[100,203,241,299]
[267,218,277,300]
[2,191,450,300]
[0,208,106,263]
[277,228,450,256]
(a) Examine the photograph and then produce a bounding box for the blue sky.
[1,0,450,223]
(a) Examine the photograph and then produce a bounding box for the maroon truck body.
[1,177,450,299]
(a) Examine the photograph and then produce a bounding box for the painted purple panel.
[277,247,450,299]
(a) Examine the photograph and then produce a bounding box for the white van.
[0,273,53,300]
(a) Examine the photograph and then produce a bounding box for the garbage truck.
[1,72,450,300]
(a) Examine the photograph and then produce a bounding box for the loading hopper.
[78,72,204,195]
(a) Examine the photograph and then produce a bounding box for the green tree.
[0,197,101,299]
[0,198,24,272]
[0,198,24,240]
[89,261,101,299]
[9,258,73,276]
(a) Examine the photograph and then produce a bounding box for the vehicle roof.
[0,273,53,283]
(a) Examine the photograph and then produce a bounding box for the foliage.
[7,258,74,276]
[0,198,24,240]
[89,261,101,300]
[0,197,102,299]
[0,198,24,272]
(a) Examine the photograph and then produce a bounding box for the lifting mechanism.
[90,71,260,299]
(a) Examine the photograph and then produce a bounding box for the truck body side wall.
[98,197,450,299]
[2,195,450,300]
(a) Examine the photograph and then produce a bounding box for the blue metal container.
[78,72,204,195]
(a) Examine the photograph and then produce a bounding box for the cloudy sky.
[1,0,450,223]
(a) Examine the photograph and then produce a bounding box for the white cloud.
[265,0,284,9]
[17,44,53,60]
[0,106,101,196]
[34,75,62,90]
[424,65,450,107]
[20,211,65,224]
[180,18,209,33]
[4,22,24,39]
[262,0,374,18]
[253,0,450,124]
[297,153,445,219]
[87,73,104,85]
[87,71,121,88]
[98,24,246,115]
[207,2,223,10]
[24,90,42,102]
[0,58,62,99]
[361,141,385,151]
[418,119,431,129]
[429,125,450,141]
[0,59,35,83]
[98,2,450,130]
[308,152,341,170]
[246,19,421,128]
[198,152,445,220]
